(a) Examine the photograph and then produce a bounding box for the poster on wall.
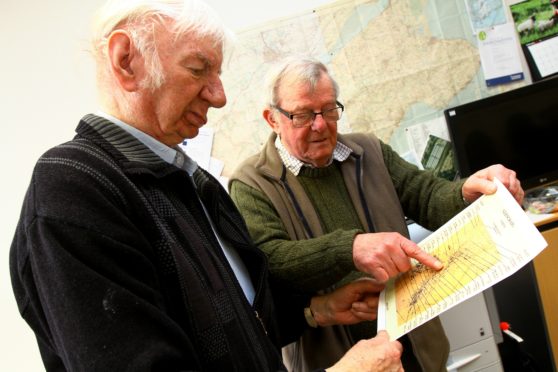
[476,23,525,86]
[464,0,524,86]
[511,0,558,80]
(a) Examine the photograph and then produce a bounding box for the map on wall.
[465,0,507,31]
[207,0,526,177]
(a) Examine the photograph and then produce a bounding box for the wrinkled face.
[139,25,226,146]
[271,73,338,168]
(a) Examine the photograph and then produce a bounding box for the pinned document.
[477,23,525,86]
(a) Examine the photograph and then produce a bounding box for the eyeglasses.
[273,101,344,128]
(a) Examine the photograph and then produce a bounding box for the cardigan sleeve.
[380,142,467,230]
[230,179,360,293]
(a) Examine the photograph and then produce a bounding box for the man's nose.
[202,77,226,108]
[310,113,328,131]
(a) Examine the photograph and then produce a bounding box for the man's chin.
[181,125,201,140]
[307,147,334,163]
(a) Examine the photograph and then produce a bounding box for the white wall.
[0,0,331,370]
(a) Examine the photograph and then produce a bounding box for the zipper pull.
[254,310,268,335]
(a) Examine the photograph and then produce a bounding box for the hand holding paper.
[378,179,547,339]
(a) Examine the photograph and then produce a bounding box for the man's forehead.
[160,38,221,71]
[153,21,222,58]
[279,81,336,108]
[174,33,223,62]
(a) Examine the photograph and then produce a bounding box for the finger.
[351,304,378,317]
[352,277,385,292]
[515,186,524,204]
[355,276,384,285]
[351,309,378,321]
[351,296,379,312]
[511,179,524,204]
[351,302,377,314]
[389,245,412,273]
[372,266,390,283]
[401,240,443,271]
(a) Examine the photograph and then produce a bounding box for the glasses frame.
[273,101,345,128]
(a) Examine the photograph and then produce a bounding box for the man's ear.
[107,30,141,91]
[263,108,280,134]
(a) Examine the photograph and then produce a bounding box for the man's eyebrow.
[195,52,212,68]
[194,51,222,74]
[291,102,337,113]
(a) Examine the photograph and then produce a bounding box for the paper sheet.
[377,179,547,339]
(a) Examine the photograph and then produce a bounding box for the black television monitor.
[444,76,558,191]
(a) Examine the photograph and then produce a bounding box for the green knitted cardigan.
[230,132,466,372]
[230,136,466,293]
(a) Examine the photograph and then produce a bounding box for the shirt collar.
[96,111,198,176]
[274,135,353,176]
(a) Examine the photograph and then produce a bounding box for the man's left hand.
[310,278,384,327]
[462,164,524,205]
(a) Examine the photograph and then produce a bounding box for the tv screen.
[444,76,558,191]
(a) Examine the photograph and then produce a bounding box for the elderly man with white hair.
[230,56,525,372]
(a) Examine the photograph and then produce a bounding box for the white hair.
[262,56,340,109]
[91,0,234,91]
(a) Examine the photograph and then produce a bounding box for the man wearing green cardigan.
[229,56,524,372]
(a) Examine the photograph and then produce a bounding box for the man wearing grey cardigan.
[230,56,524,372]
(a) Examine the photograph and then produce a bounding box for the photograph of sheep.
[511,0,558,44]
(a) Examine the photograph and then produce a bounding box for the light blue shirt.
[97,112,256,305]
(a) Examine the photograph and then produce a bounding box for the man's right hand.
[352,232,443,282]
[327,330,403,372]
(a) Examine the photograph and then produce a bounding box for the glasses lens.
[290,106,343,127]
[330,107,343,121]
[292,113,313,127]
[323,107,342,122]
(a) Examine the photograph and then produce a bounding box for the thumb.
[476,178,498,195]
[465,177,497,200]
[375,330,391,341]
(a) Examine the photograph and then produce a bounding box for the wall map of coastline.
[207,0,526,176]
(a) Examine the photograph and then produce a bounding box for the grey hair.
[262,56,340,108]
[91,0,235,90]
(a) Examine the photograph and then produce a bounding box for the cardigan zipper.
[255,310,268,335]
